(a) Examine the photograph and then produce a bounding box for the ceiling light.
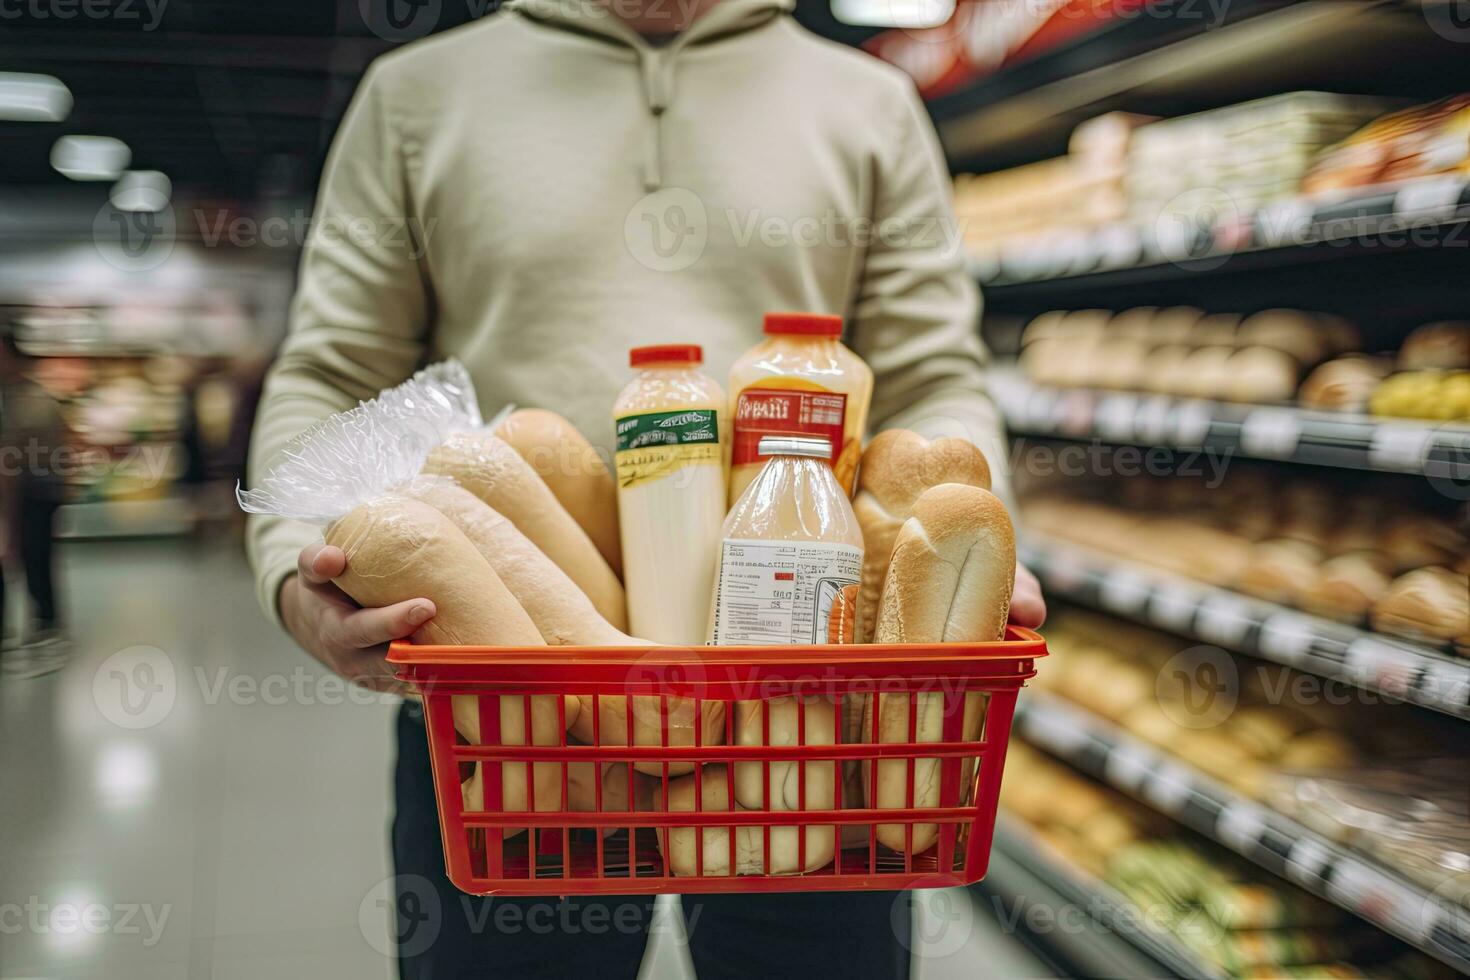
[0,72,72,122]
[831,0,954,29]
[52,135,132,181]
[109,171,171,212]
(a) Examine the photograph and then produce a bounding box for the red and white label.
[731,387,847,468]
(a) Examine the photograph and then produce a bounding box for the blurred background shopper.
[245,0,1041,976]
[0,328,69,675]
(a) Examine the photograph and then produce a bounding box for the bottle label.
[614,409,721,490]
[731,387,847,468]
[709,538,863,646]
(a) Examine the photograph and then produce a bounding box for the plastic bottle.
[707,436,864,646]
[727,312,874,505]
[613,344,728,645]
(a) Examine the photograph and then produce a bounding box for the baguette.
[327,495,565,820]
[852,430,992,645]
[397,477,723,776]
[657,765,835,876]
[494,408,622,577]
[861,483,1015,856]
[422,431,627,630]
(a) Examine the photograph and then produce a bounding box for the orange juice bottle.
[727,312,873,503]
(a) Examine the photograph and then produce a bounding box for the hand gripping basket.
[389,627,1045,895]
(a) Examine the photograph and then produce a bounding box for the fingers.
[1009,564,1047,628]
[337,597,436,651]
[297,542,346,586]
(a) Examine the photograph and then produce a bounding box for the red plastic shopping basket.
[388,626,1045,896]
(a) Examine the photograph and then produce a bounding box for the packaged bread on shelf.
[1237,539,1323,606]
[1377,514,1468,573]
[1238,309,1332,366]
[1399,321,1470,371]
[1297,552,1393,623]
[1220,346,1300,404]
[862,483,1015,856]
[1150,306,1206,345]
[1297,355,1393,412]
[1370,370,1470,421]
[1371,567,1470,649]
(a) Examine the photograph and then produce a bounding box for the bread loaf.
[494,408,622,576]
[327,495,567,822]
[731,697,837,813]
[852,430,992,645]
[423,431,627,629]
[1298,355,1392,412]
[657,765,835,876]
[861,483,1015,856]
[1371,567,1470,647]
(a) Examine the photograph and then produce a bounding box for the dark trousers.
[1,495,60,640]
[392,704,912,980]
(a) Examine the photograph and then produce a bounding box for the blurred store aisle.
[0,540,1053,980]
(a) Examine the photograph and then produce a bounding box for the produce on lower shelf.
[999,743,1445,979]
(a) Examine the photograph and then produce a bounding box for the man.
[247,0,1044,976]
[0,330,68,665]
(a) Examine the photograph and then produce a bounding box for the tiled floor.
[0,538,1054,979]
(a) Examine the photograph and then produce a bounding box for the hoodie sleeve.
[847,82,1011,503]
[245,62,431,627]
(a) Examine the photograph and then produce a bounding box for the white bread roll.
[852,430,992,646]
[494,408,622,577]
[657,765,835,876]
[422,431,626,630]
[325,495,565,822]
[731,697,837,813]
[861,483,1015,856]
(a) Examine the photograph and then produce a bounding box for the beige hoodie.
[246,0,1007,622]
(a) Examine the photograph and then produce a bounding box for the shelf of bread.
[1019,532,1469,721]
[1004,309,1470,430]
[1010,625,1470,974]
[996,740,1456,979]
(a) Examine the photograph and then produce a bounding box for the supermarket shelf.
[978,816,1226,980]
[932,0,1462,169]
[1019,535,1470,721]
[1014,690,1470,974]
[973,185,1470,297]
[993,367,1470,479]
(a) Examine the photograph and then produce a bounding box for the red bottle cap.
[763,312,843,337]
[629,344,703,367]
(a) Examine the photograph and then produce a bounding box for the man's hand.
[1009,563,1046,628]
[279,542,436,693]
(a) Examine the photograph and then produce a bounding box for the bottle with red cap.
[613,344,729,645]
[727,311,874,503]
